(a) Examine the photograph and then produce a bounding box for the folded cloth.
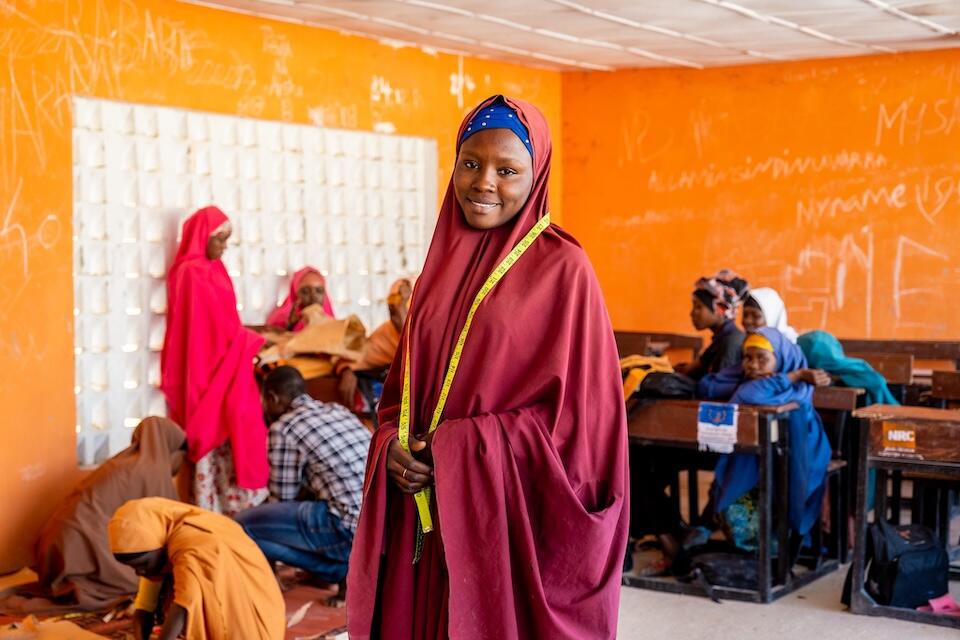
[917,593,960,616]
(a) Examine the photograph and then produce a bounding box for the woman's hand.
[288,306,302,330]
[132,609,154,640]
[387,437,433,494]
[157,604,187,640]
[788,368,831,387]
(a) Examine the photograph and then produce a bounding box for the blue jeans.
[235,501,354,582]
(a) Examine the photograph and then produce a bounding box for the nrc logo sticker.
[882,423,917,451]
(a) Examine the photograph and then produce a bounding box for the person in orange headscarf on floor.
[160,206,268,516]
[266,266,335,331]
[108,497,285,640]
[0,418,186,615]
[336,277,412,407]
[346,96,628,640]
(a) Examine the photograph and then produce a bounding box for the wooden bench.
[931,370,960,406]
[615,331,703,360]
[846,352,914,385]
[813,386,864,412]
[841,338,960,398]
[839,339,960,367]
[844,352,914,404]
[626,399,838,603]
[849,404,960,630]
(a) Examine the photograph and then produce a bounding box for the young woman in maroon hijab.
[347,97,628,639]
[161,206,268,515]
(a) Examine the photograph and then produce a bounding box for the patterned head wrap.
[693,269,750,320]
[459,98,534,160]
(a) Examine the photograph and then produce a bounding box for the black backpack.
[672,543,758,602]
[842,519,949,609]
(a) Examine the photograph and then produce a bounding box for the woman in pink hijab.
[161,206,268,516]
[266,266,335,331]
[347,97,628,639]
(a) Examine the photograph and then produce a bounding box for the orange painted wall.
[0,0,561,571]
[562,50,960,341]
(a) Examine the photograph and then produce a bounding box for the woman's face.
[743,346,777,380]
[742,304,766,333]
[117,548,168,579]
[296,272,326,310]
[454,128,534,230]
[206,228,230,260]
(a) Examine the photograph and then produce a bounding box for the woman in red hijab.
[347,97,628,639]
[265,266,335,331]
[161,206,268,516]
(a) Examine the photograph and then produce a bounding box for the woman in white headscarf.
[742,287,799,343]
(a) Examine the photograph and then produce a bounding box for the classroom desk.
[615,331,704,361]
[625,399,838,603]
[849,404,960,629]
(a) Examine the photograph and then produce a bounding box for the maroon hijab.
[347,96,628,639]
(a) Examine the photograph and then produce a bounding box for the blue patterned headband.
[459,99,533,160]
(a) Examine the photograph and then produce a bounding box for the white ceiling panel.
[180,0,960,70]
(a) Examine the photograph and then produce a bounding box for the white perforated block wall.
[72,97,436,465]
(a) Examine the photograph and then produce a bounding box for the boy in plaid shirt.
[236,366,371,596]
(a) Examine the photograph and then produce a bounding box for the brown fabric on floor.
[0,418,185,614]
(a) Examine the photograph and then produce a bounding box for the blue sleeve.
[697,365,743,400]
[730,373,794,405]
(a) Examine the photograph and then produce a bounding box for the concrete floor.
[617,568,957,640]
[5,566,958,639]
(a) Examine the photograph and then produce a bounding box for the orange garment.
[336,278,409,374]
[351,319,400,371]
[108,498,284,640]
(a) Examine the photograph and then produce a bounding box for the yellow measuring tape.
[398,213,551,541]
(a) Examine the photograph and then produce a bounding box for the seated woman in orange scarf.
[0,419,185,615]
[336,278,412,407]
[266,266,335,331]
[108,497,285,640]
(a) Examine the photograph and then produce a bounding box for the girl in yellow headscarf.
[107,497,284,640]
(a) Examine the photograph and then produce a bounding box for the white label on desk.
[697,402,738,453]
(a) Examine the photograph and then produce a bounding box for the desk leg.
[850,418,872,614]
[839,460,850,564]
[776,416,790,587]
[758,415,773,602]
[834,410,848,456]
[937,486,950,543]
[687,468,699,525]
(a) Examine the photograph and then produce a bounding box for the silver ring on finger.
[401,467,408,480]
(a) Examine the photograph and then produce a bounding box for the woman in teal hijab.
[797,331,900,405]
